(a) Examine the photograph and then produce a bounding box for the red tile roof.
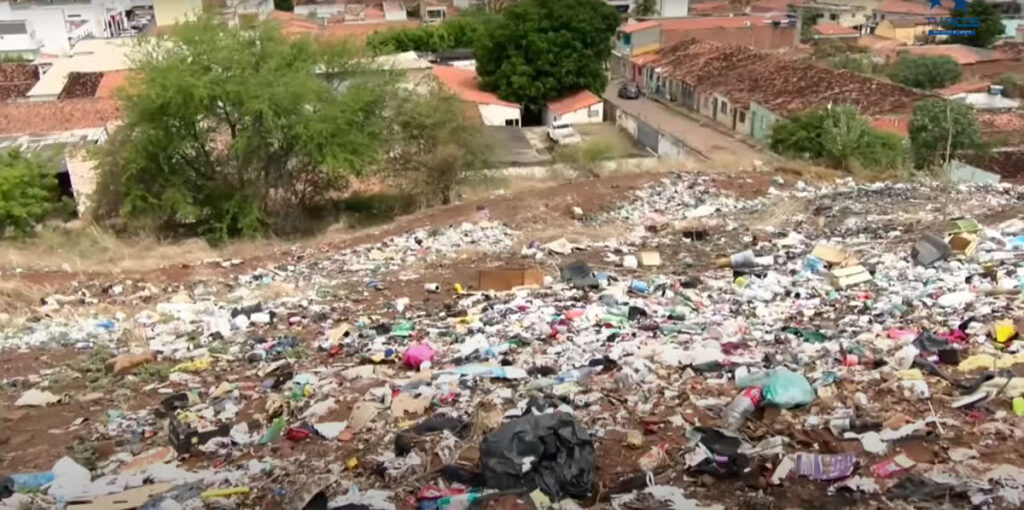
[268,10,417,40]
[897,44,1012,65]
[619,20,661,34]
[812,23,859,36]
[646,38,931,116]
[0,63,39,101]
[95,70,134,98]
[978,112,1024,133]
[547,90,602,116]
[0,98,121,136]
[750,0,796,12]
[936,80,990,97]
[659,15,787,31]
[432,66,518,108]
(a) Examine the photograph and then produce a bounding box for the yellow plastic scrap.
[172,357,212,373]
[345,457,359,470]
[454,283,465,294]
[958,353,1024,372]
[200,487,250,499]
[897,369,924,380]
[993,320,1017,344]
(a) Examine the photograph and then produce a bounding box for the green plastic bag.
[738,368,814,409]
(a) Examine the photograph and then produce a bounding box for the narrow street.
[603,80,768,168]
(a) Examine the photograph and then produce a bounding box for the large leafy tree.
[474,0,620,109]
[95,18,392,242]
[274,0,294,12]
[632,0,659,17]
[950,0,1005,48]
[909,98,982,171]
[886,54,962,89]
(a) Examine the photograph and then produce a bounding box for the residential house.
[936,80,991,97]
[153,0,272,28]
[811,22,859,38]
[543,89,603,126]
[0,19,42,59]
[432,65,521,127]
[25,37,132,101]
[611,20,661,81]
[631,38,929,142]
[0,98,121,215]
[868,0,944,32]
[873,17,929,44]
[892,44,1024,79]
[797,0,878,35]
[0,0,137,56]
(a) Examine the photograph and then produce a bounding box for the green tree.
[909,98,982,171]
[799,9,822,43]
[366,14,493,54]
[886,54,962,89]
[95,18,392,242]
[274,0,294,12]
[382,83,489,205]
[474,0,620,108]
[770,105,905,172]
[950,0,1005,48]
[632,0,659,17]
[0,149,62,237]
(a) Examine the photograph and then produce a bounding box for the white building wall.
[616,109,638,137]
[658,0,689,17]
[478,103,521,127]
[545,103,605,126]
[0,0,133,56]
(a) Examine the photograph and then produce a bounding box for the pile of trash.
[5,174,1024,509]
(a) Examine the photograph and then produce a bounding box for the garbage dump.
[4,174,1024,508]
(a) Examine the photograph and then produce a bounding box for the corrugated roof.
[432,66,518,108]
[645,38,931,116]
[619,20,661,34]
[547,89,602,116]
[0,98,121,136]
[95,70,134,98]
[26,38,133,99]
[897,44,1012,65]
[813,23,859,36]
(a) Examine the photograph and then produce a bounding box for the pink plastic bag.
[402,344,435,369]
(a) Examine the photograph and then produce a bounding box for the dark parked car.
[618,82,641,99]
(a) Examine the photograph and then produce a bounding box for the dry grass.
[0,223,287,274]
[749,197,812,230]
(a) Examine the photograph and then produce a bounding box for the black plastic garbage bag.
[479,413,596,500]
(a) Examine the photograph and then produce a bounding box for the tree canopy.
[0,149,65,237]
[886,54,962,90]
[366,14,494,54]
[96,18,392,241]
[770,105,905,173]
[950,0,1005,48]
[273,0,294,12]
[909,98,982,171]
[474,0,620,108]
[632,0,659,17]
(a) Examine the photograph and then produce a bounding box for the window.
[829,13,838,21]
[505,119,516,127]
[720,101,727,114]
[738,111,746,123]
[621,34,631,46]
[588,107,600,118]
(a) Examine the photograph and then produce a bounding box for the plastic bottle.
[721,387,762,432]
[556,366,599,384]
[9,471,55,492]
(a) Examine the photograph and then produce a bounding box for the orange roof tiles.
[659,15,786,31]
[897,44,1012,65]
[95,70,133,98]
[879,0,947,15]
[547,90,602,116]
[812,23,859,36]
[0,98,121,136]
[432,66,518,108]
[619,20,661,34]
[936,80,991,97]
[268,10,417,40]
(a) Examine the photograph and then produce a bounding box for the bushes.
[770,105,905,173]
[886,54,962,90]
[0,149,66,237]
[553,138,616,177]
[909,98,982,172]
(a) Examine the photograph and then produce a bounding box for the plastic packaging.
[738,368,814,409]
